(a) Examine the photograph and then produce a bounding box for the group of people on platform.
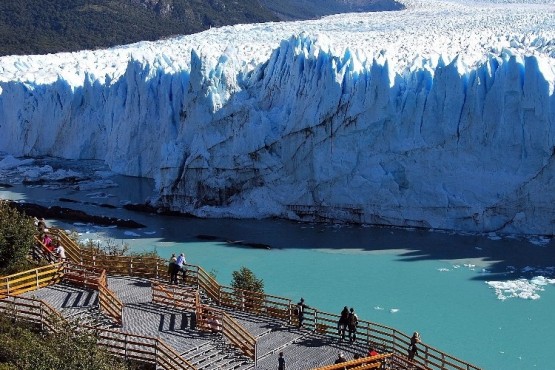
[35,217,65,262]
[337,306,359,343]
[167,253,187,284]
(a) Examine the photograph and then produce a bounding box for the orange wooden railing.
[0,295,196,370]
[0,263,64,298]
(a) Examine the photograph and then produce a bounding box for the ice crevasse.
[1,0,555,235]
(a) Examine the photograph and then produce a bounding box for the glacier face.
[1,0,555,235]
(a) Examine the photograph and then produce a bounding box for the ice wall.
[1,1,555,235]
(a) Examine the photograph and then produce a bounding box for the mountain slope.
[259,0,404,20]
[0,0,279,56]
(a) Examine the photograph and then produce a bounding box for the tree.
[0,201,36,273]
[231,266,264,293]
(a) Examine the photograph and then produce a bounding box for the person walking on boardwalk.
[338,306,349,341]
[408,331,421,361]
[347,307,358,343]
[296,298,308,328]
[278,351,285,370]
[55,242,66,262]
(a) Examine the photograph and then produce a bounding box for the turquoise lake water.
[2,175,555,370]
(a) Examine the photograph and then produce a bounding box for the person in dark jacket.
[338,306,349,340]
[168,254,178,284]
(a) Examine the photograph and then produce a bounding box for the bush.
[231,266,264,293]
[0,201,37,274]
[0,316,132,370]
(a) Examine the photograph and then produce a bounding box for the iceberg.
[1,0,555,235]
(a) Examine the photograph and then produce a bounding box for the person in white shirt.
[55,243,66,262]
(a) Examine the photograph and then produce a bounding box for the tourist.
[168,254,178,284]
[55,242,66,262]
[338,306,349,341]
[334,352,347,364]
[368,347,379,357]
[408,331,421,361]
[296,298,308,328]
[37,217,47,232]
[347,307,358,343]
[176,252,187,284]
[42,233,53,251]
[278,351,285,370]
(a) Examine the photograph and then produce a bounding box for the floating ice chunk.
[437,268,450,272]
[487,232,501,241]
[527,236,551,247]
[144,231,157,235]
[486,277,554,300]
[124,231,141,237]
[389,308,399,313]
[0,155,34,170]
[373,306,384,311]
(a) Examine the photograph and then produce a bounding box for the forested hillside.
[0,0,279,56]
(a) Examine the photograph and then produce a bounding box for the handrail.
[98,269,124,326]
[0,295,196,370]
[312,353,393,370]
[0,263,64,298]
[196,305,256,360]
[62,262,123,326]
[151,280,198,311]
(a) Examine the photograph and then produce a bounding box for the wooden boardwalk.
[22,276,369,370]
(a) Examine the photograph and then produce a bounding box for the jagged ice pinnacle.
[1,0,555,235]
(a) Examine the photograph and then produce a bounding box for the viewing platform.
[0,228,482,370]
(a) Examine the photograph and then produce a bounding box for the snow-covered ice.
[1,0,555,234]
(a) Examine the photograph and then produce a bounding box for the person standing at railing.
[347,307,359,343]
[168,254,179,284]
[296,298,308,328]
[408,331,421,361]
[176,253,187,284]
[338,306,349,341]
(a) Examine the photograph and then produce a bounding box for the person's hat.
[300,298,304,302]
[339,352,344,358]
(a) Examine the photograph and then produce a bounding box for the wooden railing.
[98,269,124,326]
[62,262,123,326]
[0,294,66,333]
[152,281,199,311]
[0,263,64,298]
[196,305,257,361]
[313,353,393,370]
[0,295,196,370]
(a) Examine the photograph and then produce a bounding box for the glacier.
[1,0,555,235]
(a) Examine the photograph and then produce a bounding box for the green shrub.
[0,201,36,274]
[0,316,132,370]
[231,266,264,293]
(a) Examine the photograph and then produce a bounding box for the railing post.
[124,333,128,360]
[313,309,318,333]
[36,269,39,290]
[254,340,258,369]
[6,277,10,295]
